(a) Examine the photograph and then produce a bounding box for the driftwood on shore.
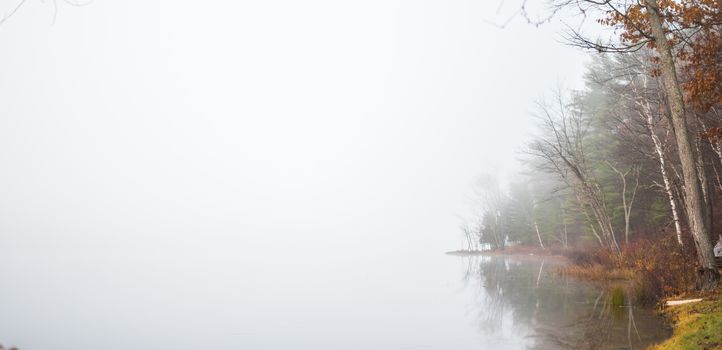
[666,298,703,306]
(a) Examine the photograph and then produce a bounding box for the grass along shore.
[651,291,722,350]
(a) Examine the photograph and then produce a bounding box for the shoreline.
[651,291,722,349]
[448,244,722,349]
[445,246,569,261]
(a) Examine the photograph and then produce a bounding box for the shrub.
[562,236,698,303]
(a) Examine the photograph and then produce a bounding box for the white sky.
[0,0,593,253]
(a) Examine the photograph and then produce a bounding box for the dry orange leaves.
[599,0,721,111]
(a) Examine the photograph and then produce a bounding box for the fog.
[0,1,592,348]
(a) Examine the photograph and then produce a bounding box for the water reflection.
[460,256,670,350]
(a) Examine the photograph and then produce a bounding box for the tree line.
[465,0,722,290]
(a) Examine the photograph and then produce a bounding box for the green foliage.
[648,197,672,226]
[469,51,722,254]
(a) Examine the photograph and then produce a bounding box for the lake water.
[0,241,670,349]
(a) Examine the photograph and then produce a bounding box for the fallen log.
[666,298,703,306]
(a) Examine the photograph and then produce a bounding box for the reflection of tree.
[461,256,669,350]
[478,257,509,332]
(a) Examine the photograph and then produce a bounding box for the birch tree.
[546,0,720,290]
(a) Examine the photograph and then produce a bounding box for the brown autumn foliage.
[596,0,722,157]
[562,236,698,303]
[674,1,722,111]
[599,1,722,111]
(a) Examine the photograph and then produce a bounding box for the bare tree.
[475,174,508,249]
[643,0,719,289]
[535,0,721,289]
[559,201,570,248]
[607,162,640,244]
[603,56,686,246]
[0,0,86,26]
[460,222,478,252]
[533,220,545,249]
[528,91,621,253]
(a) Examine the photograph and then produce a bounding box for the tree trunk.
[534,221,545,249]
[645,103,684,245]
[608,163,638,245]
[631,72,685,245]
[645,0,720,290]
[562,211,569,248]
[694,132,714,241]
[561,204,569,248]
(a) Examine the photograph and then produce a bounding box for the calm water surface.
[0,240,669,349]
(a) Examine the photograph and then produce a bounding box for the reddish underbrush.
[561,236,698,304]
